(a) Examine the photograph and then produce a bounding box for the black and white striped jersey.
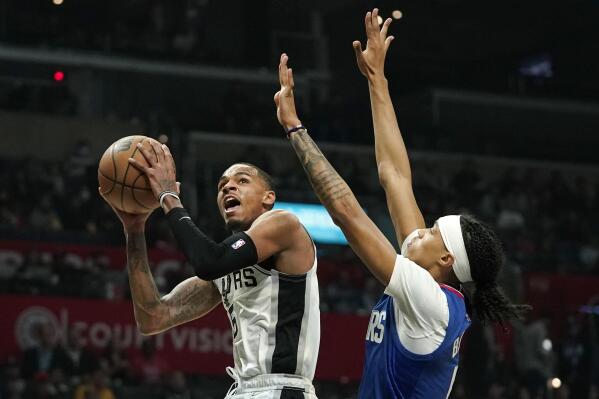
[216,248,320,380]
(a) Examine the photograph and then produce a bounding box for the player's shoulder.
[254,209,302,232]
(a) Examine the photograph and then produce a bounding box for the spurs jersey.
[215,245,320,381]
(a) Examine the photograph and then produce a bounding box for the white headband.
[437,215,473,283]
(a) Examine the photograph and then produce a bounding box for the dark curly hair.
[460,215,531,326]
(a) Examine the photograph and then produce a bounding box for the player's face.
[404,222,449,271]
[217,164,272,232]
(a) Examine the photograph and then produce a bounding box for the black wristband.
[285,124,306,139]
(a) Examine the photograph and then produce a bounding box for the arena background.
[0,1,598,398]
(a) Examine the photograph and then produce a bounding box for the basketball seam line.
[120,145,140,210]
[130,173,153,210]
[98,169,153,191]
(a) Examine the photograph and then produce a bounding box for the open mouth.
[224,196,241,215]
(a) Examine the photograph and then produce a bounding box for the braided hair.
[460,215,531,325]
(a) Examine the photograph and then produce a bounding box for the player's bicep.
[335,207,397,286]
[245,210,301,262]
[160,277,221,332]
[381,172,426,245]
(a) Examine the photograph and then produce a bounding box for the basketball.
[98,135,160,214]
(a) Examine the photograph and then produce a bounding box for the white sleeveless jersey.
[215,249,320,381]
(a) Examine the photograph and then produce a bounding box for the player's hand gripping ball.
[98,135,161,214]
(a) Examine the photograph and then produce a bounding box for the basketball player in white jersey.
[100,147,320,398]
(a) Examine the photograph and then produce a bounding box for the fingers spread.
[162,144,176,174]
[147,139,165,164]
[380,18,392,38]
[385,35,394,51]
[128,157,147,173]
[365,12,375,40]
[136,142,156,167]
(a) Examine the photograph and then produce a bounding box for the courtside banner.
[0,295,367,380]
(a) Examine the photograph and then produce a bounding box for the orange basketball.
[98,135,160,214]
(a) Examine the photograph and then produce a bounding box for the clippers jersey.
[215,248,320,381]
[358,231,471,399]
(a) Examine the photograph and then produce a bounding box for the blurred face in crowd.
[36,322,57,349]
[217,164,275,232]
[403,222,454,277]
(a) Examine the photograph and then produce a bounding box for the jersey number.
[366,310,386,344]
[227,304,238,339]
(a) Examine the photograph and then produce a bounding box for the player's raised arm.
[98,194,221,335]
[353,8,425,244]
[274,53,397,285]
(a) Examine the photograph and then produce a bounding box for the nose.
[222,181,238,194]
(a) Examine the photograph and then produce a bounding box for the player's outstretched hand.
[128,139,180,201]
[274,53,303,133]
[353,8,394,81]
[98,188,151,232]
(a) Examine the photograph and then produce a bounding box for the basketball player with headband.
[274,8,529,398]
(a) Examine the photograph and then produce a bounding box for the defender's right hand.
[99,188,151,233]
[274,53,302,132]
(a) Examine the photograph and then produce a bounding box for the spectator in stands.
[1,358,26,399]
[162,371,191,399]
[130,339,169,385]
[99,339,129,386]
[21,322,71,379]
[63,329,98,380]
[513,316,554,399]
[558,316,590,398]
[73,369,115,399]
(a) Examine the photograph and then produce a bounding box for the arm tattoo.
[289,129,352,207]
[166,280,219,326]
[126,233,219,332]
[126,233,161,313]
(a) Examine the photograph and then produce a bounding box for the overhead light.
[52,0,64,5]
[53,71,65,82]
[392,10,403,20]
[377,15,383,25]
[551,378,562,389]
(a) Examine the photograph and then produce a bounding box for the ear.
[262,190,276,209]
[439,252,455,269]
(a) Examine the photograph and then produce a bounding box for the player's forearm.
[125,232,167,334]
[368,77,413,185]
[166,208,258,280]
[289,128,360,222]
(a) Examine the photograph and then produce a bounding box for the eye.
[240,178,249,184]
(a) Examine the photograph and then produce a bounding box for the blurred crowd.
[0,320,359,399]
[1,306,597,399]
